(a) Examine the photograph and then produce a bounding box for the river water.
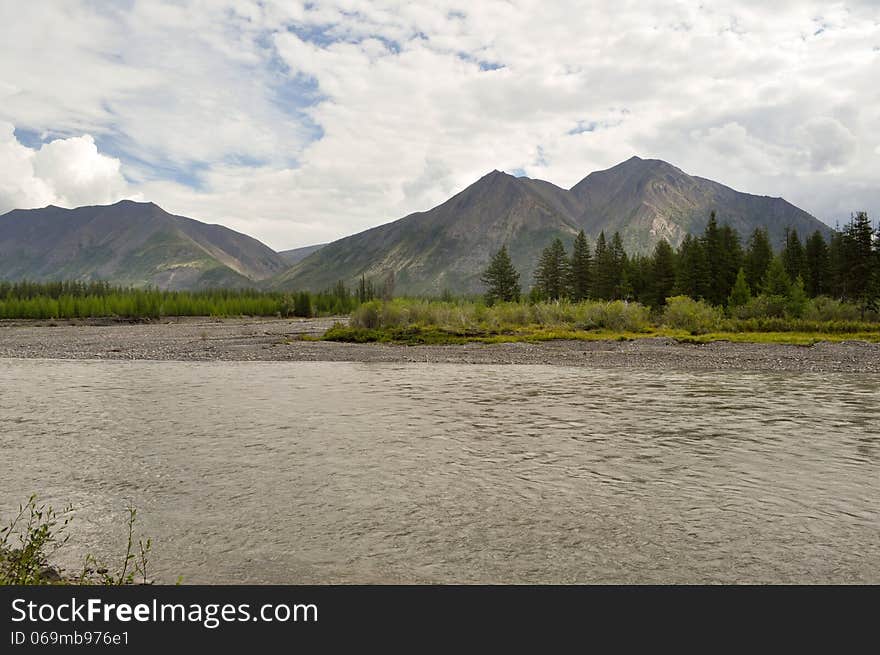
[1,359,877,583]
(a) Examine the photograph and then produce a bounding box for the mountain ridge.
[275,156,832,294]
[0,200,288,290]
[0,157,835,295]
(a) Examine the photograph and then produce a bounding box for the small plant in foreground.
[1,496,155,586]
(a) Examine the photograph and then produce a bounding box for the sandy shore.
[1,316,879,373]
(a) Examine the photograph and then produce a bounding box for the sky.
[0,1,878,250]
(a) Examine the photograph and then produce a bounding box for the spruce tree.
[674,234,709,299]
[592,231,615,300]
[481,245,521,304]
[624,254,650,304]
[569,230,592,301]
[728,268,751,308]
[782,228,805,282]
[720,224,744,302]
[804,231,829,297]
[744,228,773,293]
[357,274,375,303]
[788,276,808,317]
[534,238,570,301]
[840,212,875,309]
[827,231,847,298]
[702,211,726,305]
[293,291,313,317]
[763,256,792,297]
[609,232,628,299]
[649,239,676,307]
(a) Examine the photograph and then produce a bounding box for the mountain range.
[0,157,834,294]
[277,156,832,295]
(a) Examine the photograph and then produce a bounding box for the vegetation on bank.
[503,211,880,318]
[324,208,879,346]
[322,295,880,345]
[0,281,358,320]
[1,495,157,586]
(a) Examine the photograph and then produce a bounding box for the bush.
[731,294,789,320]
[803,296,866,322]
[661,296,723,334]
[576,301,650,332]
[1,495,154,585]
[350,301,382,329]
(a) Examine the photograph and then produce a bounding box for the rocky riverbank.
[1,317,879,373]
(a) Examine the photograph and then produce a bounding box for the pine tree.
[534,238,570,301]
[569,230,592,301]
[763,256,792,297]
[481,245,521,304]
[744,228,773,293]
[649,239,676,307]
[803,231,829,297]
[782,228,805,282]
[728,268,751,308]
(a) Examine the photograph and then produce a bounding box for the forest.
[0,281,357,320]
[489,211,879,319]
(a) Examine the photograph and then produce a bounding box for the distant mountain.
[568,157,827,252]
[278,243,326,266]
[272,170,584,295]
[0,200,287,290]
[275,157,832,295]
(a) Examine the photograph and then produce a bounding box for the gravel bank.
[1,317,879,373]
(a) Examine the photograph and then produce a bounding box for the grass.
[322,298,880,346]
[324,323,880,345]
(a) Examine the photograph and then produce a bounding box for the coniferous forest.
[520,211,880,320]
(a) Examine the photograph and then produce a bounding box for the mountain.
[569,157,826,252]
[273,170,584,295]
[0,200,288,290]
[279,243,326,265]
[275,157,832,295]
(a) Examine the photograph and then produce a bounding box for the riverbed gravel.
[1,317,878,373]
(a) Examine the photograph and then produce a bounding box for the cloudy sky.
[1,1,877,249]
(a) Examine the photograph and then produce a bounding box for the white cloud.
[1,1,879,248]
[0,123,134,214]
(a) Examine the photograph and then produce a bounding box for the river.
[1,359,877,583]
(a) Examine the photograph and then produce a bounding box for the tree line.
[482,211,880,316]
[0,281,360,319]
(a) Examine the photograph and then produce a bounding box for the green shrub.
[661,296,723,334]
[576,301,650,332]
[1,495,154,586]
[350,301,381,328]
[803,297,865,322]
[731,294,789,320]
